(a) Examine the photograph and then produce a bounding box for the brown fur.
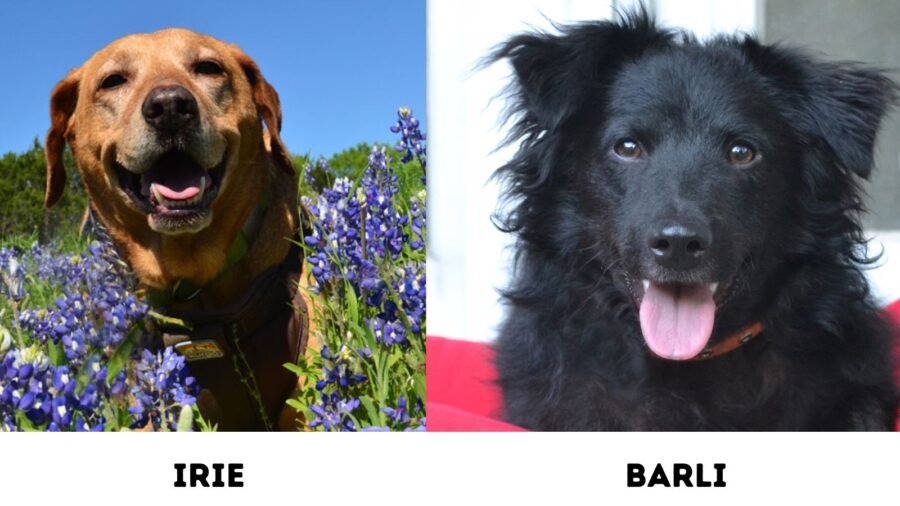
[45,28,297,307]
[45,29,315,429]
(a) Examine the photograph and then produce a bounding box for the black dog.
[490,9,899,430]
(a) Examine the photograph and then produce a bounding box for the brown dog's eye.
[100,74,127,90]
[195,60,224,75]
[727,142,756,165]
[613,138,643,159]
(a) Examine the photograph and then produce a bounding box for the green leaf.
[350,321,374,349]
[176,405,194,432]
[117,405,134,430]
[387,348,403,369]
[101,403,119,431]
[359,395,379,423]
[147,310,193,330]
[47,340,65,366]
[283,362,306,376]
[14,411,38,431]
[285,398,305,411]
[343,279,359,328]
[284,398,315,428]
[106,328,136,386]
[194,406,218,432]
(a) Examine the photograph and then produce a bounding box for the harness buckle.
[173,338,226,361]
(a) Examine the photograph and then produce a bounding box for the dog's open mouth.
[634,281,718,361]
[115,151,226,233]
[622,257,751,361]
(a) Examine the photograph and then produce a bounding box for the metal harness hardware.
[150,240,309,431]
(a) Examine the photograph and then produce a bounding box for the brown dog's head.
[45,28,293,237]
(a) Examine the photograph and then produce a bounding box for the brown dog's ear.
[233,49,294,175]
[45,69,80,207]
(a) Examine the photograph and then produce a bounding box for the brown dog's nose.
[142,85,198,132]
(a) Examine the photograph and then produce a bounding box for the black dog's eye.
[194,60,224,75]
[613,138,643,159]
[100,74,127,90]
[727,142,756,165]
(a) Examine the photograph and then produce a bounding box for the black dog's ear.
[799,64,896,178]
[489,8,672,134]
[743,39,897,178]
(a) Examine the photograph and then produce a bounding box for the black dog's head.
[492,9,895,360]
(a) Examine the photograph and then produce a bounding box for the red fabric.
[888,300,900,386]
[429,300,900,431]
[429,402,527,432]
[425,335,524,432]
[426,336,503,420]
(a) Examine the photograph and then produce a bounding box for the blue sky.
[0,0,424,159]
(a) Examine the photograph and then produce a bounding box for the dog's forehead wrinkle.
[195,46,221,59]
[100,31,226,76]
[95,54,132,75]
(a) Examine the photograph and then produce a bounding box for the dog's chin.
[113,150,227,235]
[147,208,214,235]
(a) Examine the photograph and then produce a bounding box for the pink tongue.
[150,182,200,200]
[139,151,207,201]
[639,282,715,360]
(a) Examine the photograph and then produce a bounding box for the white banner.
[1,432,897,504]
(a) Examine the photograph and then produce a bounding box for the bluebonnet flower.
[308,391,361,431]
[0,239,195,432]
[316,345,367,391]
[382,395,428,431]
[361,426,391,432]
[382,395,410,424]
[128,347,199,431]
[302,145,424,329]
[391,107,427,171]
[0,248,25,301]
[371,318,408,346]
[294,108,426,431]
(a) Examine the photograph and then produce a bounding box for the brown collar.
[691,322,764,361]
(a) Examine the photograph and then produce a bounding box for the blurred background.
[427,0,900,342]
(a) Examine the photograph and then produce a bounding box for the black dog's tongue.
[140,151,208,201]
[639,282,716,360]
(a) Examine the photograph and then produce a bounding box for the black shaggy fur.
[490,9,899,430]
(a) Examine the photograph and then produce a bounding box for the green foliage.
[286,139,426,431]
[0,140,87,242]
[296,142,423,205]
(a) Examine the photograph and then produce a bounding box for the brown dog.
[44,28,309,430]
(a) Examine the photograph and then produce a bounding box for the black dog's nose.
[647,223,711,270]
[142,85,198,132]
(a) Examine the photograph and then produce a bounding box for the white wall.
[869,232,900,305]
[427,0,615,342]
[426,0,899,342]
